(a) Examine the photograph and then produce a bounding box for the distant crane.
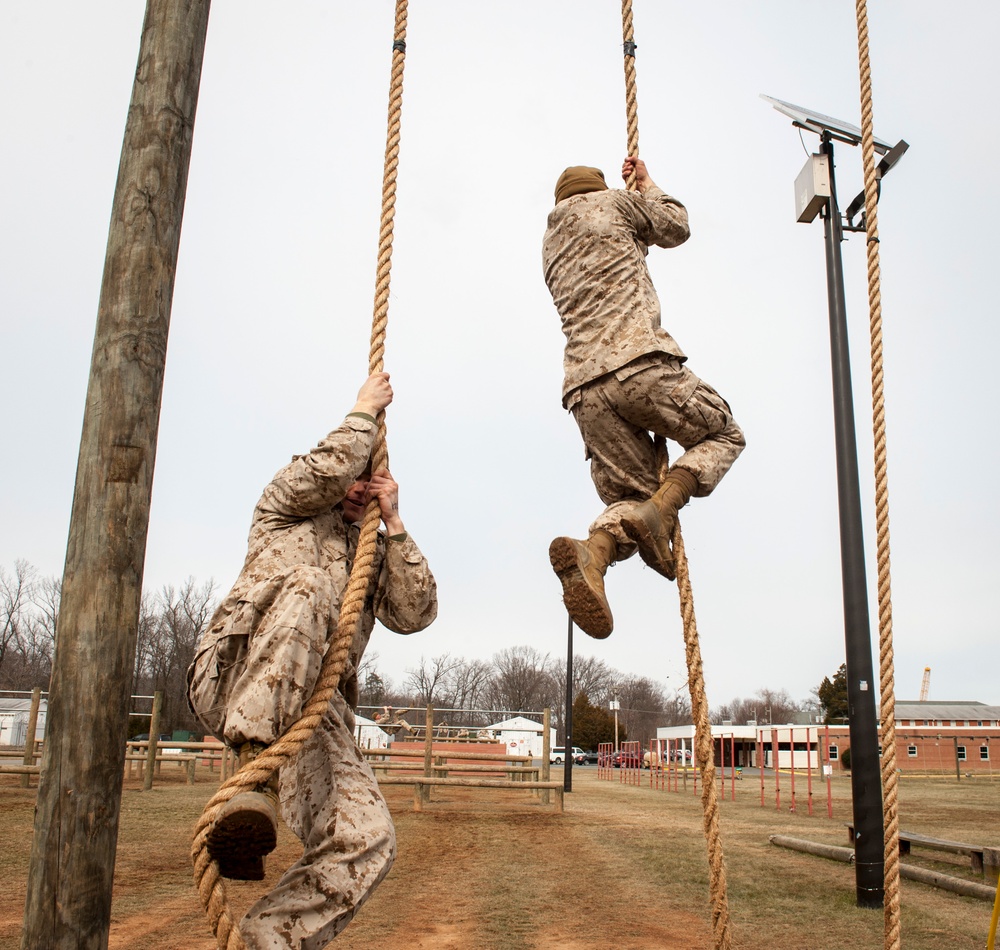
[919,666,931,702]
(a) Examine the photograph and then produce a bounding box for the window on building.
[957,745,967,761]
[828,744,839,760]
[907,745,918,757]
[981,746,990,761]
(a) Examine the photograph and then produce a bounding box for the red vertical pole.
[806,726,814,816]
[772,728,780,810]
[825,723,834,819]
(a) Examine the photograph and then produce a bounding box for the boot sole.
[548,537,613,639]
[620,514,676,581]
[206,794,278,881]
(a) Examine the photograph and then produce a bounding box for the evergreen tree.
[817,663,850,724]
[571,691,620,750]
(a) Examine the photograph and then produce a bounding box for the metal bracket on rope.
[623,40,637,57]
[392,39,406,52]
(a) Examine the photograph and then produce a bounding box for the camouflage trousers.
[568,354,745,554]
[187,565,395,949]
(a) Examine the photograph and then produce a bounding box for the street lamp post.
[763,95,908,910]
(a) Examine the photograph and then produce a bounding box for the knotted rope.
[854,4,901,947]
[621,2,731,946]
[191,3,410,945]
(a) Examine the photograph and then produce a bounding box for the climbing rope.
[191,3,410,946]
[620,2,732,947]
[854,4,901,948]
[988,875,1000,950]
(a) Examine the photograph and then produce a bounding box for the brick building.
[657,701,1000,776]
[827,700,1000,777]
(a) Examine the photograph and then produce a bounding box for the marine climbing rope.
[619,2,733,947]
[190,3,410,946]
[854,3,901,948]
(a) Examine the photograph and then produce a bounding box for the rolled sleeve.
[260,416,376,519]
[374,535,438,634]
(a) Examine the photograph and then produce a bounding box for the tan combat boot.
[619,467,700,580]
[548,529,617,639]
[207,741,280,881]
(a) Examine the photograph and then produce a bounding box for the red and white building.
[657,701,1000,776]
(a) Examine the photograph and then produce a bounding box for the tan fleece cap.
[554,166,608,203]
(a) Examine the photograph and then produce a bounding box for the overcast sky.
[3,2,998,711]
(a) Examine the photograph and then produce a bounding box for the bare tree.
[572,654,617,706]
[712,688,803,726]
[132,578,216,734]
[445,657,494,716]
[0,560,36,686]
[615,674,669,747]
[482,646,556,714]
[404,653,463,707]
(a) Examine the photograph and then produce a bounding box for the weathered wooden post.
[143,690,164,791]
[422,703,434,804]
[540,706,551,804]
[21,4,211,948]
[20,687,42,789]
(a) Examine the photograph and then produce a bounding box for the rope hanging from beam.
[190,3,410,946]
[853,3,901,947]
[619,2,733,947]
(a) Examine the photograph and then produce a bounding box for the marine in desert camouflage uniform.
[542,157,744,639]
[187,372,437,950]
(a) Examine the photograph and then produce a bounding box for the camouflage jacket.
[204,413,437,702]
[542,186,691,406]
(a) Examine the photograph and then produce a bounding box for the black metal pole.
[564,614,573,792]
[820,132,884,909]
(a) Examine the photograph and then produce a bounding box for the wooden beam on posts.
[20,4,211,948]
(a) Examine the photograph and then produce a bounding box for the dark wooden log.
[21,4,210,948]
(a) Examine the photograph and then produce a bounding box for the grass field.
[2,766,997,949]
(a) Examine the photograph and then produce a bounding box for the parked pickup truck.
[549,746,586,765]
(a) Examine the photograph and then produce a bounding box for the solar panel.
[761,94,895,154]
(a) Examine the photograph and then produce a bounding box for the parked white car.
[550,746,586,764]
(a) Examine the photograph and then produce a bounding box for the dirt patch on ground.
[2,769,997,949]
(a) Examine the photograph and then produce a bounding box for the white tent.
[354,714,391,750]
[483,716,555,760]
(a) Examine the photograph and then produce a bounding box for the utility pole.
[21,4,210,947]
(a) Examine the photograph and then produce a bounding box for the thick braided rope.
[674,527,732,950]
[855,3,900,947]
[620,0,640,183]
[620,2,730,942]
[191,4,409,946]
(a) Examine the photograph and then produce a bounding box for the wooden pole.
[541,706,551,804]
[21,4,210,948]
[20,687,42,789]
[143,690,164,791]
[422,704,434,804]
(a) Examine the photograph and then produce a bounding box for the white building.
[657,723,822,770]
[0,696,47,747]
[483,716,556,760]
